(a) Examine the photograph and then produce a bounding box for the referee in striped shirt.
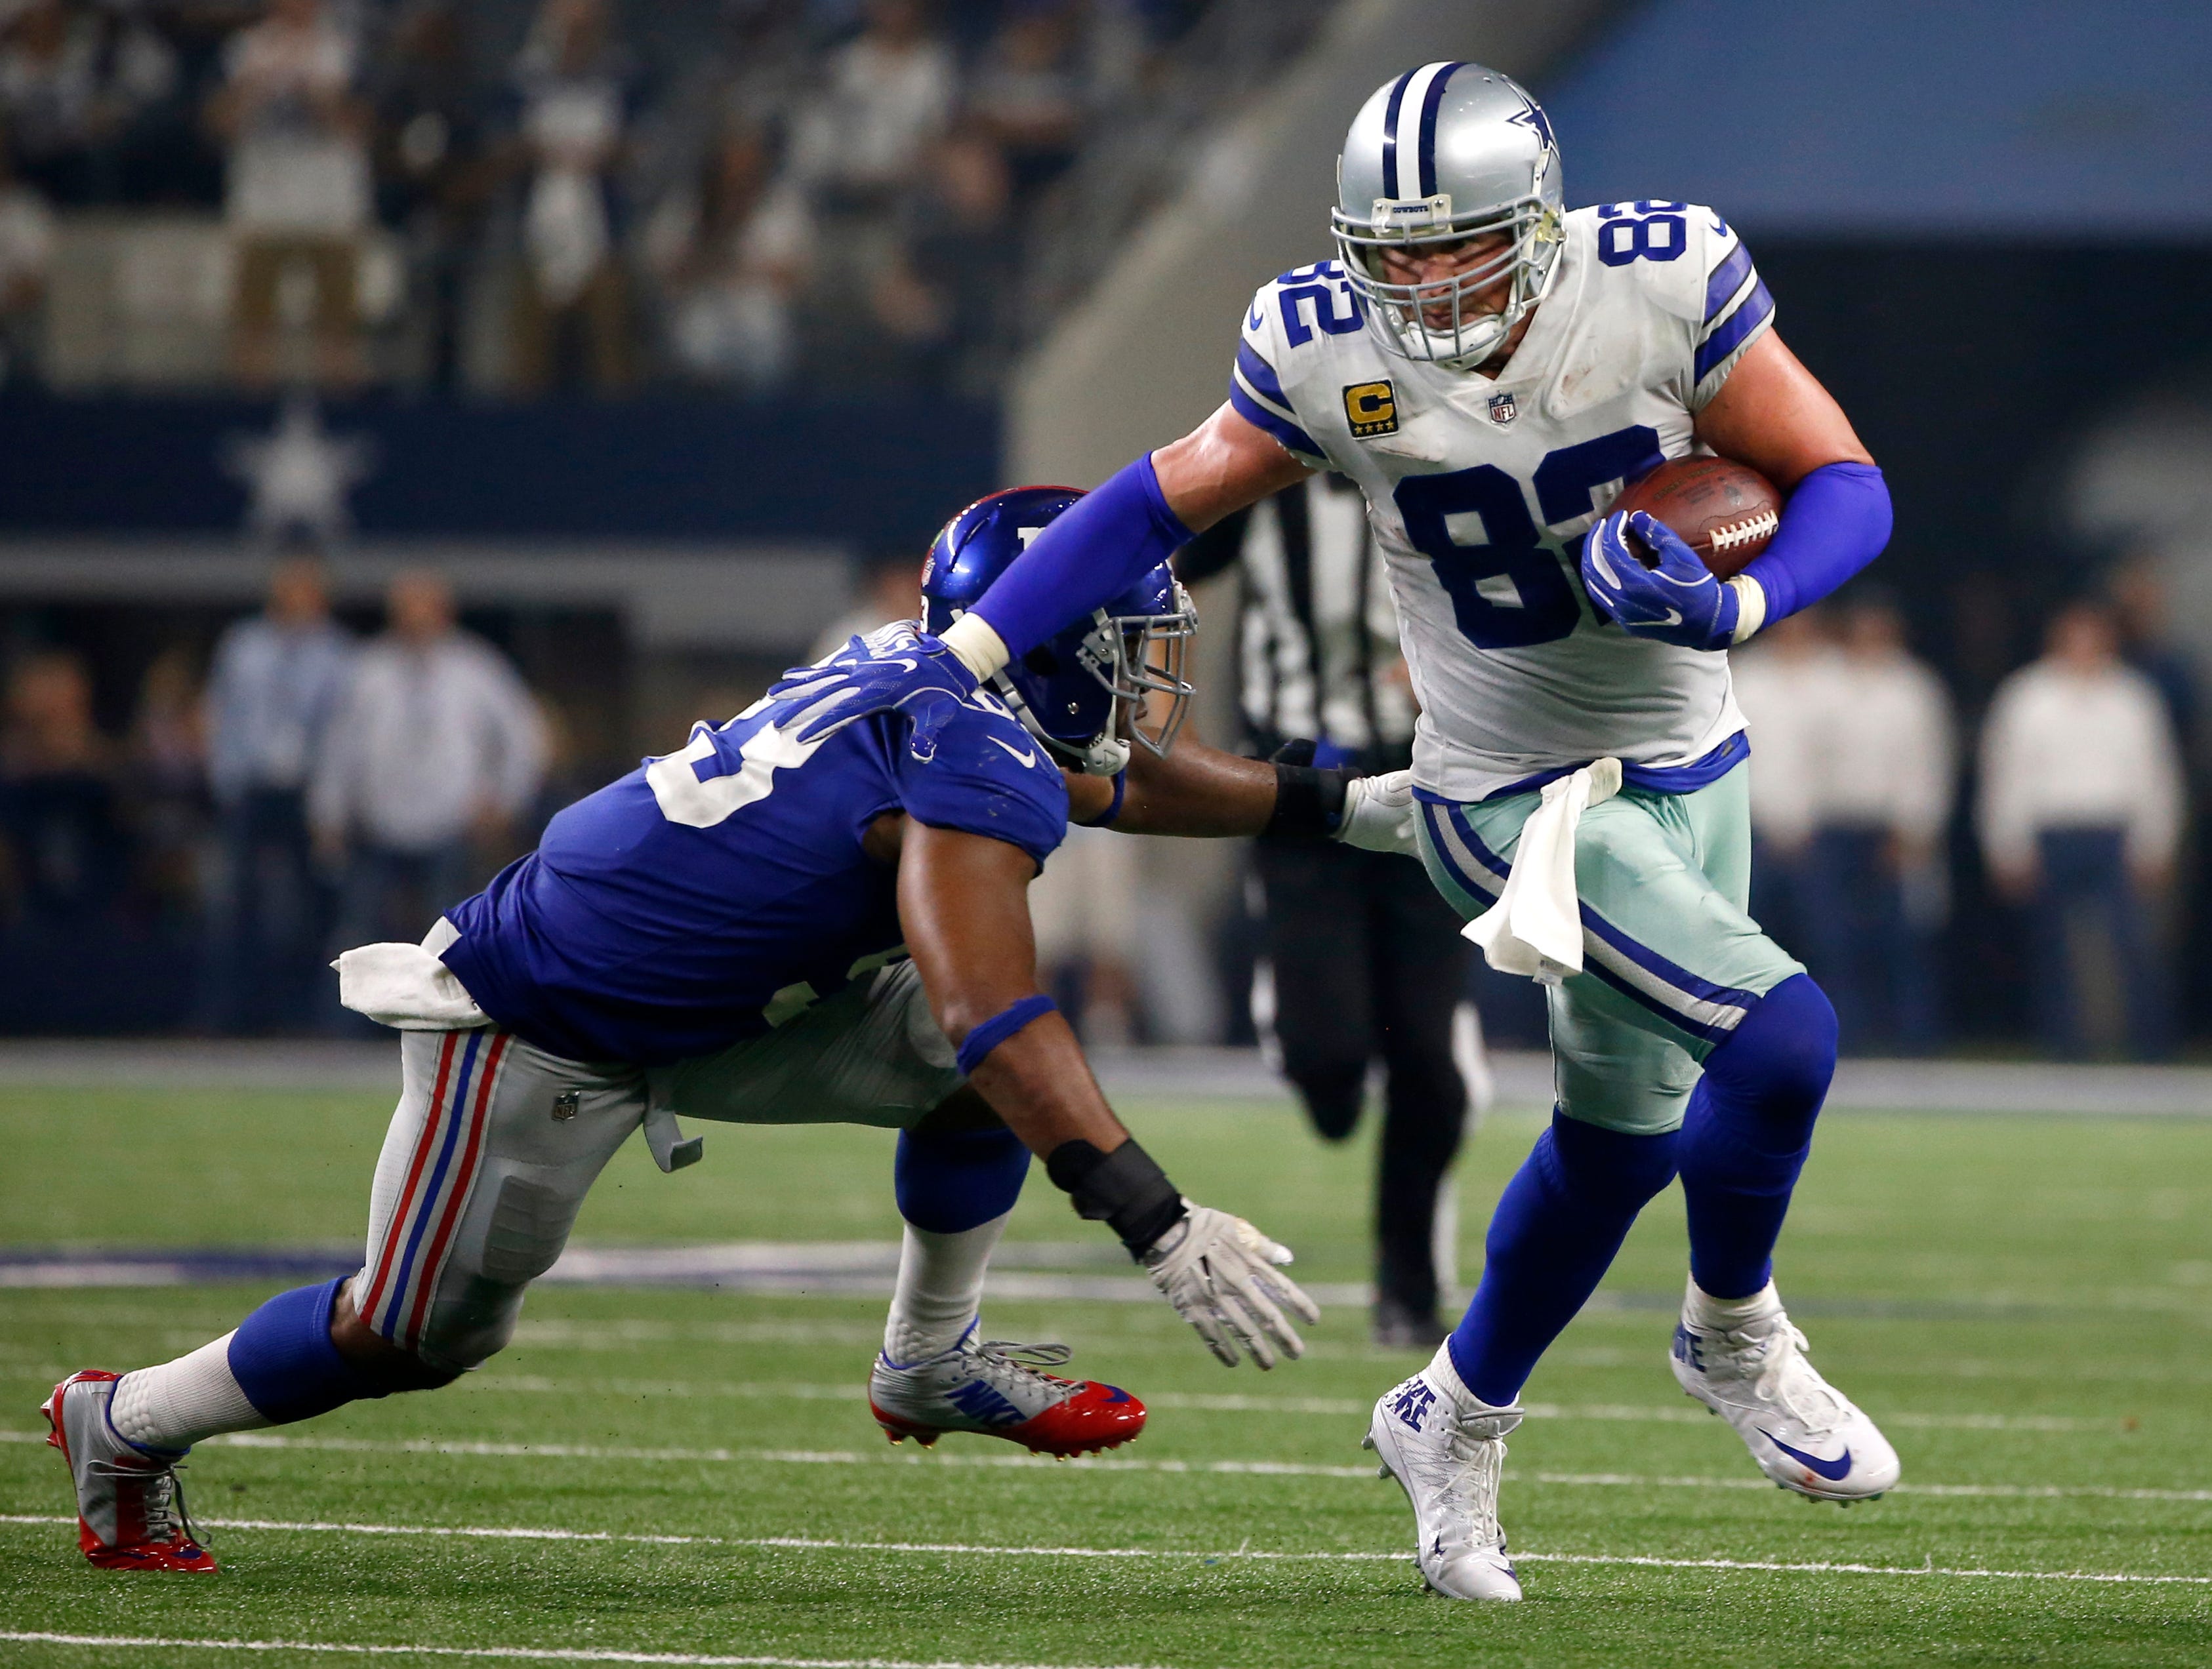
[1179,473,1484,1350]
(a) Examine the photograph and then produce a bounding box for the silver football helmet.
[1332,62,1565,371]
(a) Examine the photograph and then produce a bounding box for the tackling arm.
[1064,736,1418,855]
[896,820,1128,1157]
[897,820,1319,1367]
[943,405,1311,679]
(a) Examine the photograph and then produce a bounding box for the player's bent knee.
[1711,973,1837,1108]
[1546,1112,1681,1208]
[331,1281,464,1393]
[909,1085,1008,1137]
[407,1279,530,1376]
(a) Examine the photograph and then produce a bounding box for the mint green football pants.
[1415,762,1804,1135]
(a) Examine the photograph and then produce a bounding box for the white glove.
[1336,769,1419,857]
[1141,1201,1321,1369]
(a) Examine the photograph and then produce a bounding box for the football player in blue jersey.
[41,486,1416,1574]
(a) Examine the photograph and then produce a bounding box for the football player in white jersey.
[825,63,1900,1601]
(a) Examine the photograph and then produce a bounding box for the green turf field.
[2,1081,2208,1667]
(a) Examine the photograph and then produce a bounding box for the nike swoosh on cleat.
[1658,608,1683,626]
[1761,1430,1854,1481]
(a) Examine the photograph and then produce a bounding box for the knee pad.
[1703,973,1837,1149]
[410,1276,528,1374]
[1541,1112,1681,1211]
[895,1124,1031,1234]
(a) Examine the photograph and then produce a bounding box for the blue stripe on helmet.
[1380,68,1416,199]
[1228,380,1324,462]
[1416,62,1464,198]
[1695,278,1774,382]
[1702,241,1755,325]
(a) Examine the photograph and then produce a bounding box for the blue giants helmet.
[922,486,1197,776]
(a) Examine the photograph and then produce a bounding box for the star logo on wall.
[222,394,379,545]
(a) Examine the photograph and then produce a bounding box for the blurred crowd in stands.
[0,557,549,1032]
[1732,569,2192,1061]
[0,0,1290,395]
[0,550,2203,1056]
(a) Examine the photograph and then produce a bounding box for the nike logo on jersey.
[1760,1430,1854,1481]
[988,735,1040,769]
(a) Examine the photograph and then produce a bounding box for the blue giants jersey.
[438,673,1069,1066]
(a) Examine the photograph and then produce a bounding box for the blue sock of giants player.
[106,1277,385,1454]
[1446,1115,1679,1406]
[1675,972,1838,1300]
[883,1124,1032,1365]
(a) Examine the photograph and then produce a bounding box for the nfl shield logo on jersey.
[1487,392,1518,426]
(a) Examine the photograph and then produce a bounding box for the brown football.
[1611,456,1782,580]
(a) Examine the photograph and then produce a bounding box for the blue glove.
[768,633,980,763]
[1579,511,1740,651]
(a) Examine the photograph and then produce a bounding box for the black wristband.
[1265,763,1351,839]
[1044,1137,1186,1257]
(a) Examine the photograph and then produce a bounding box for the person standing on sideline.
[1801,596,1954,1053]
[204,554,354,1032]
[1979,599,2183,1058]
[1728,609,1840,959]
[1179,472,1488,1349]
[311,571,546,972]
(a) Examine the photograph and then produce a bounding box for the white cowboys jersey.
[1229,201,1774,802]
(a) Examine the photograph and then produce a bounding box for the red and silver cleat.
[42,1371,218,1572]
[869,1333,1147,1458]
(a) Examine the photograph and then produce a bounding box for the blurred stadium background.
[2,0,2211,1060]
[4,5,2211,1664]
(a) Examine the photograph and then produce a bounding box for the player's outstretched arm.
[939,405,1311,682]
[1067,736,1418,855]
[777,409,1309,745]
[898,820,1321,1367]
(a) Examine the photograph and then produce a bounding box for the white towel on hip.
[333,918,491,1030]
[1464,756,1623,986]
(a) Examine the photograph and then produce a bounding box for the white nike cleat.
[1362,1343,1523,1601]
[869,1327,1146,1458]
[1670,1277,1900,1502]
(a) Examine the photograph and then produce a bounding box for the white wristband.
[940,612,1011,681]
[1727,574,1768,645]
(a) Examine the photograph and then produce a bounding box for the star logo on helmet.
[1508,98,1555,155]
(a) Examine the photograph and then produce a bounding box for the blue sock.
[1446,1113,1679,1406]
[228,1277,384,1425]
[895,1125,1031,1234]
[1678,973,1837,1300]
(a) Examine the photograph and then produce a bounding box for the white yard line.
[407,1377,2102,1433]
[1,1516,2206,1588]
[0,1634,1164,1669]
[3,1426,2204,1500]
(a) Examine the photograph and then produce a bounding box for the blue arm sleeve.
[970,452,1193,658]
[1739,460,1891,622]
